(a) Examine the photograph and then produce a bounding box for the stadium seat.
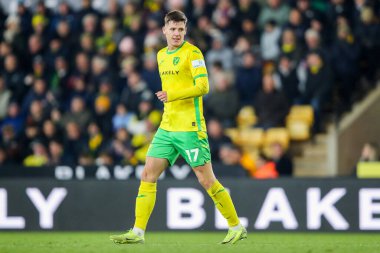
[287,118,311,141]
[236,106,257,128]
[225,128,240,145]
[286,105,314,141]
[263,127,290,150]
[288,105,314,125]
[239,128,265,148]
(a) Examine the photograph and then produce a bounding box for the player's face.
[163,21,186,50]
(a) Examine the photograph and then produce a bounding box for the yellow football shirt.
[157,41,209,132]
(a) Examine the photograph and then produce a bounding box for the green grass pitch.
[0,232,379,253]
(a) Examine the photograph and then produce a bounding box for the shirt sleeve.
[167,48,209,102]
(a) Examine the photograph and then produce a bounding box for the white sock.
[132,227,145,237]
[229,224,242,231]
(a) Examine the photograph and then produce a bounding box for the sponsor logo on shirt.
[192,59,205,68]
[161,70,180,76]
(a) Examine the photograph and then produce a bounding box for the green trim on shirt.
[166,41,186,54]
[194,74,208,80]
[194,97,201,131]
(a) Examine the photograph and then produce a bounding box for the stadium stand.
[0,0,379,177]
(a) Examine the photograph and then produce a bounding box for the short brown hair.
[164,10,187,25]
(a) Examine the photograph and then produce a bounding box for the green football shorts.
[147,128,211,168]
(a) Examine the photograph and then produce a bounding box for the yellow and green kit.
[147,41,211,167]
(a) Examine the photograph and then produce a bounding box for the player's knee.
[197,177,214,190]
[141,169,157,183]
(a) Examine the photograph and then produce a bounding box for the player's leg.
[193,162,247,244]
[110,157,168,244]
[134,156,168,233]
[110,128,178,244]
[174,131,247,244]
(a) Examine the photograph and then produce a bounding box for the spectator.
[207,118,233,162]
[354,141,379,176]
[108,127,134,165]
[96,17,122,58]
[49,56,70,101]
[141,53,161,94]
[235,51,262,106]
[254,74,289,129]
[23,140,49,167]
[78,33,95,57]
[233,36,252,67]
[274,54,300,104]
[0,145,10,166]
[93,95,113,138]
[0,102,24,135]
[71,52,91,84]
[326,0,354,27]
[41,119,62,146]
[252,152,279,179]
[127,100,160,135]
[236,0,261,24]
[95,152,114,166]
[186,0,213,24]
[0,75,11,120]
[63,121,87,163]
[205,71,240,127]
[331,23,361,111]
[304,28,328,60]
[120,71,153,114]
[284,8,307,45]
[297,52,332,132]
[355,6,380,85]
[2,54,26,103]
[279,28,304,64]
[358,142,379,162]
[260,20,282,62]
[296,0,323,29]
[206,36,234,71]
[211,0,237,43]
[3,15,25,56]
[78,152,95,166]
[48,139,73,165]
[188,15,214,52]
[25,100,48,130]
[61,96,92,129]
[16,2,32,37]
[219,144,243,166]
[1,124,22,164]
[51,1,76,32]
[81,13,99,37]
[112,103,136,131]
[54,20,76,56]
[87,121,106,157]
[269,142,293,176]
[22,79,47,114]
[240,18,260,47]
[45,38,67,72]
[90,55,111,92]
[258,0,290,29]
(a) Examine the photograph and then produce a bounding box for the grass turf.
[0,232,379,253]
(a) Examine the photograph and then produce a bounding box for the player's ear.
[162,25,166,35]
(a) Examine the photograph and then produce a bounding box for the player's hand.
[156,91,168,103]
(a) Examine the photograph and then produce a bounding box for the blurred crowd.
[0,0,379,177]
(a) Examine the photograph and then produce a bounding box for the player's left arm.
[165,49,209,102]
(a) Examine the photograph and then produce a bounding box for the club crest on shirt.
[173,57,180,66]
